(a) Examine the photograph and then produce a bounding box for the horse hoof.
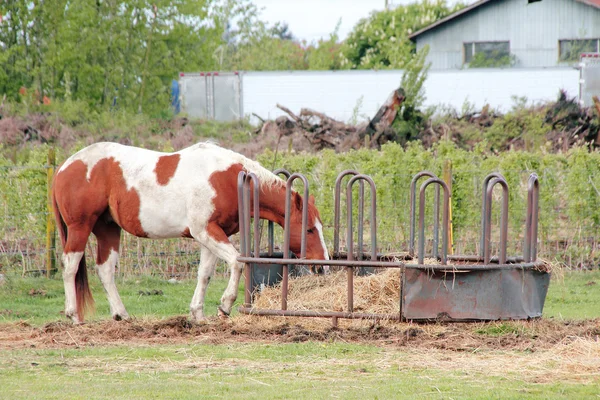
[191,316,210,325]
[66,312,82,325]
[113,313,130,321]
[217,306,230,319]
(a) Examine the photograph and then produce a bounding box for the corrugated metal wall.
[415,0,600,69]
[240,68,579,124]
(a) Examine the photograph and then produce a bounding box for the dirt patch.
[0,316,598,351]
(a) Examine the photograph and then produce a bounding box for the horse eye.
[307,228,315,234]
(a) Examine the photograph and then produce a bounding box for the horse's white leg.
[93,219,128,320]
[193,225,243,317]
[96,249,129,320]
[189,245,218,322]
[62,223,94,324]
[63,251,84,323]
[213,243,243,317]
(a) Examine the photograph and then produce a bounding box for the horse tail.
[75,256,93,321]
[52,181,94,321]
[52,184,67,249]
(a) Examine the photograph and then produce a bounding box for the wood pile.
[545,90,600,151]
[257,88,406,152]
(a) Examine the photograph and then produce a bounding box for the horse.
[52,141,329,324]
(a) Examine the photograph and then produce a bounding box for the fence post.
[442,160,454,255]
[46,147,56,278]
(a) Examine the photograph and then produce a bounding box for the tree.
[340,0,464,69]
[0,0,227,114]
[305,20,344,70]
[393,45,431,143]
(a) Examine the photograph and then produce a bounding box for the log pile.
[259,88,406,152]
[545,90,600,151]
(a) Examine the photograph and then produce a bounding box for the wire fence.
[0,150,598,280]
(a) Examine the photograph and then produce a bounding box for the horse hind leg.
[189,245,218,322]
[62,225,94,324]
[93,217,129,321]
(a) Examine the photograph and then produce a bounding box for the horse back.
[55,142,247,239]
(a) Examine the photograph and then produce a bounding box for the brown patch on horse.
[207,164,246,242]
[103,159,148,238]
[55,158,147,237]
[53,157,150,322]
[154,154,180,186]
[207,164,296,245]
[93,216,122,265]
[181,227,193,238]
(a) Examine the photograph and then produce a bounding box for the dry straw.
[253,267,406,314]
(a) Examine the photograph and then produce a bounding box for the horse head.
[288,192,329,272]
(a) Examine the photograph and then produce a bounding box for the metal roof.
[409,0,600,40]
[577,0,600,7]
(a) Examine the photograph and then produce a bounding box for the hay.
[253,256,554,314]
[253,268,402,314]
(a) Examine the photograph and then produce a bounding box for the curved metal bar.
[346,175,378,262]
[357,179,365,261]
[346,174,377,313]
[409,171,440,257]
[237,171,248,257]
[272,168,291,179]
[237,171,261,307]
[283,173,309,310]
[268,169,292,255]
[524,173,539,262]
[480,173,505,257]
[484,177,509,265]
[247,173,261,260]
[334,170,360,257]
[284,174,310,259]
[418,178,450,265]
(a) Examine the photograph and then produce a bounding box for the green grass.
[543,269,600,320]
[0,343,598,399]
[0,270,599,399]
[474,322,527,337]
[1,269,598,325]
[0,272,243,325]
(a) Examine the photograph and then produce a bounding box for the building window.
[464,41,511,66]
[559,39,600,61]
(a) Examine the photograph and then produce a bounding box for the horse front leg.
[189,245,218,322]
[218,254,244,318]
[194,224,243,318]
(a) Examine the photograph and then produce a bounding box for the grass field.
[0,269,599,399]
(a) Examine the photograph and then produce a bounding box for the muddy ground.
[0,316,598,351]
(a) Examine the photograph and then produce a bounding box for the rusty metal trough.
[237,169,550,323]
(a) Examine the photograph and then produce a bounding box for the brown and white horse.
[52,142,329,323]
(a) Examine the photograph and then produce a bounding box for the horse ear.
[309,194,315,205]
[294,192,303,211]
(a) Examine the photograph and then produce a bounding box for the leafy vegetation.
[340,0,464,69]
[1,0,466,114]
[266,141,600,270]
[2,136,600,274]
[0,0,230,115]
[392,45,431,143]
